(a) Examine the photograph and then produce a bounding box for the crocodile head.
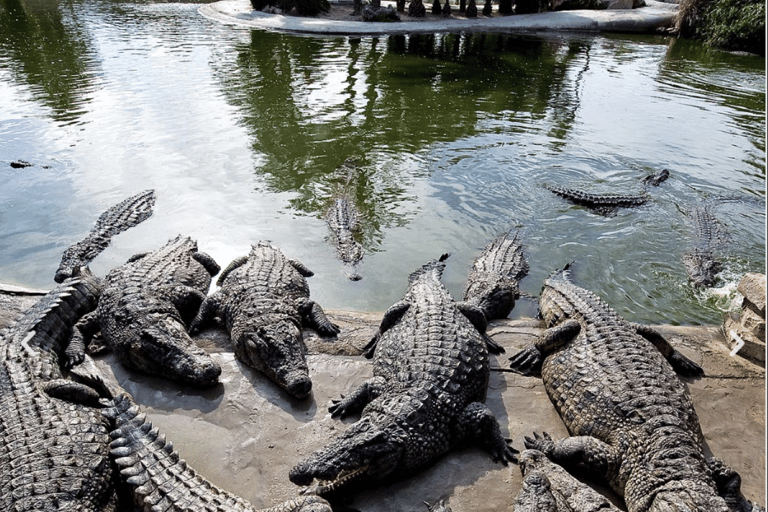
[683,250,722,288]
[238,319,313,399]
[115,312,221,387]
[463,273,518,320]
[289,415,404,494]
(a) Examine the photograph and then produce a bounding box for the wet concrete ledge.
[0,288,765,511]
[199,0,678,36]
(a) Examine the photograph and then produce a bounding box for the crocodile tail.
[106,393,257,512]
[55,190,156,283]
[409,253,450,284]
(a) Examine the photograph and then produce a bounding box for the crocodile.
[326,194,364,281]
[513,449,621,512]
[508,265,763,512]
[104,393,333,512]
[289,254,516,495]
[545,169,669,216]
[0,272,118,511]
[463,229,529,322]
[55,189,157,283]
[67,235,222,387]
[189,241,339,399]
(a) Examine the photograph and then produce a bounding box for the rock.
[723,313,765,366]
[738,273,766,318]
[362,3,401,20]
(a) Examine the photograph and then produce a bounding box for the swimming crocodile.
[104,393,333,512]
[0,272,118,511]
[289,254,516,495]
[463,229,529,322]
[513,449,621,512]
[189,242,339,399]
[326,194,364,281]
[67,235,222,387]
[545,169,669,216]
[508,265,763,512]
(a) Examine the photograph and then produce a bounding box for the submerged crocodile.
[545,169,669,216]
[189,242,339,399]
[508,265,763,512]
[326,194,364,281]
[0,272,117,511]
[463,229,529,322]
[289,254,515,495]
[67,235,222,387]
[513,449,621,512]
[104,393,333,512]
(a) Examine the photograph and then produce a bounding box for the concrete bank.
[199,0,678,36]
[1,287,764,511]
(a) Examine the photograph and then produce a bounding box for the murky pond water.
[1,0,765,325]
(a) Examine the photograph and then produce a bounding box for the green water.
[0,0,765,324]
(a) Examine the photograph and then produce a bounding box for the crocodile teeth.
[299,465,369,496]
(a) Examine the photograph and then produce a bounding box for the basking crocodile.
[55,189,157,283]
[508,266,763,512]
[67,235,222,387]
[513,449,621,512]
[545,169,669,216]
[325,194,364,281]
[0,272,118,511]
[289,254,516,495]
[463,229,529,322]
[189,242,339,399]
[104,393,333,512]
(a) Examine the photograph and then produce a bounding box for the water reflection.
[0,0,99,125]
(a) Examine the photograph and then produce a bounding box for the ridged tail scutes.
[55,190,157,283]
[408,253,451,284]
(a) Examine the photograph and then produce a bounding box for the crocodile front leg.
[192,250,221,277]
[65,309,102,368]
[189,292,224,335]
[509,319,580,377]
[363,301,410,358]
[328,376,388,419]
[630,323,704,377]
[298,300,340,337]
[456,402,518,465]
[163,284,208,326]
[523,431,621,485]
[456,301,505,355]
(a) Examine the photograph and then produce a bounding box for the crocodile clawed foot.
[523,431,555,456]
[508,346,542,377]
[668,350,704,377]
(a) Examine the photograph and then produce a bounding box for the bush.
[676,0,765,55]
[250,0,330,15]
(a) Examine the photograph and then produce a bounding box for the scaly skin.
[190,242,339,399]
[289,254,515,495]
[682,199,730,288]
[326,195,364,281]
[544,184,648,215]
[68,235,222,387]
[0,273,118,512]
[104,394,332,512]
[513,449,621,512]
[508,267,763,512]
[463,229,529,322]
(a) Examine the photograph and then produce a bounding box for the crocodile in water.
[508,265,763,512]
[189,241,339,399]
[463,229,529,322]
[289,254,516,495]
[104,393,333,512]
[326,194,364,281]
[67,235,222,387]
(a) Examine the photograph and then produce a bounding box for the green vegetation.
[677,0,765,55]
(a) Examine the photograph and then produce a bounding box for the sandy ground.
[1,290,765,511]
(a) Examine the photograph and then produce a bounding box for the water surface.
[1,0,765,325]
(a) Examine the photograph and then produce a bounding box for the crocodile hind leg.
[163,285,208,326]
[456,402,518,465]
[706,457,765,512]
[523,432,621,488]
[629,322,704,377]
[509,319,580,377]
[328,376,387,418]
[66,309,102,368]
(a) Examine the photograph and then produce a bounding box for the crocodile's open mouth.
[298,465,369,496]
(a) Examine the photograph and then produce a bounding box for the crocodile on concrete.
[67,235,223,387]
[0,272,118,511]
[288,254,516,495]
[54,189,157,283]
[544,169,669,216]
[189,241,339,399]
[462,229,529,323]
[508,265,764,512]
[513,449,621,512]
[103,393,333,512]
